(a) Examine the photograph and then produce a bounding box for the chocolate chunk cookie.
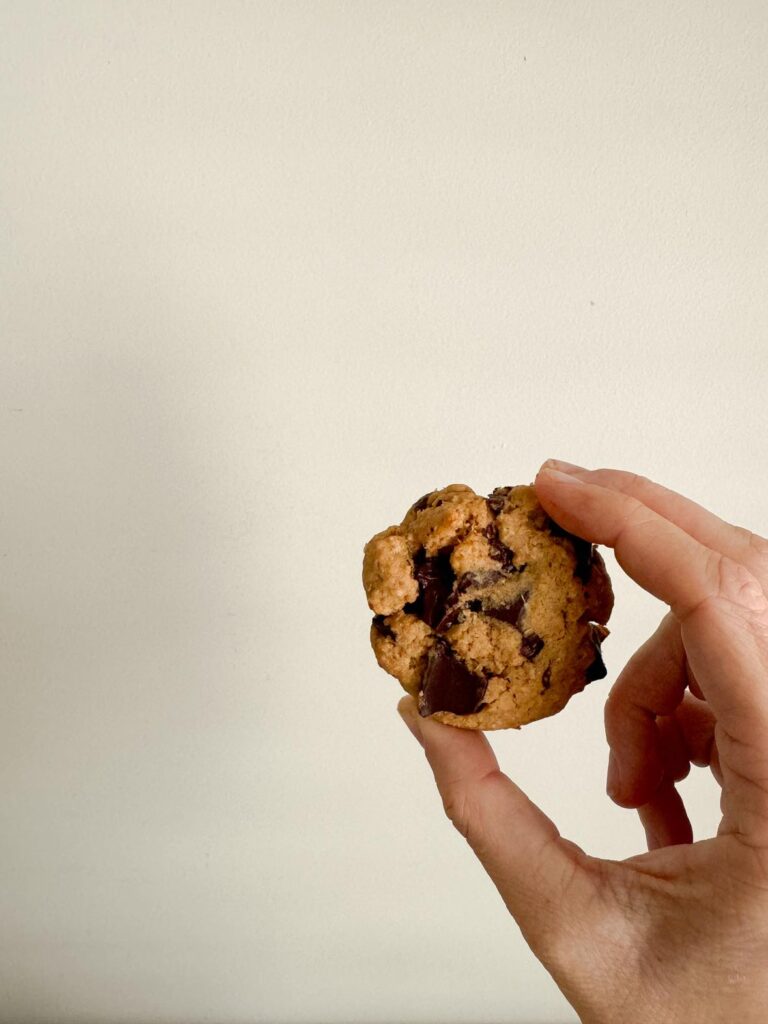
[362,484,614,730]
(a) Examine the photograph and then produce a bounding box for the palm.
[553,835,768,1023]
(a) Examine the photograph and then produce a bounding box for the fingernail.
[607,750,622,801]
[397,698,425,748]
[543,459,587,474]
[539,468,585,486]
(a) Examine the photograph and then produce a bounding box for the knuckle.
[613,497,657,550]
[626,471,650,492]
[605,469,650,492]
[714,554,767,613]
[685,552,768,633]
[441,770,503,850]
[625,498,658,534]
[626,495,653,523]
[441,782,471,839]
[729,526,768,581]
[747,531,768,578]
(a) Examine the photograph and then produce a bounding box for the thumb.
[398,696,594,951]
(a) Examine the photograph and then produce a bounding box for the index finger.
[534,466,768,761]
[543,462,767,583]
[535,467,762,621]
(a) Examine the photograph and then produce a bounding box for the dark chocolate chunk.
[483,591,529,629]
[548,520,594,583]
[572,538,595,584]
[520,632,545,660]
[405,547,456,629]
[467,599,482,612]
[483,522,519,572]
[585,649,607,682]
[433,570,506,633]
[487,487,512,515]
[419,639,488,716]
[410,491,434,514]
[585,623,608,682]
[434,604,465,633]
[541,665,552,690]
[433,572,476,633]
[371,615,395,640]
[451,571,483,599]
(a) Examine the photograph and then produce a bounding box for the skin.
[398,459,768,1024]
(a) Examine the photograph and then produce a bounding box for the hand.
[398,461,768,1024]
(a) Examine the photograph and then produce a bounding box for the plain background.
[2,2,768,1021]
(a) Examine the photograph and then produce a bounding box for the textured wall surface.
[2,2,768,1021]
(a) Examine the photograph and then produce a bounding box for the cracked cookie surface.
[362,483,614,730]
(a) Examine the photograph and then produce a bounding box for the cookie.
[362,483,614,730]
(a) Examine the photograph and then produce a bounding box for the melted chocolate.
[585,623,608,682]
[405,547,456,629]
[520,632,545,660]
[486,487,512,515]
[372,615,395,640]
[483,591,528,629]
[433,570,505,633]
[483,522,519,572]
[434,604,464,633]
[410,491,434,514]
[419,639,488,716]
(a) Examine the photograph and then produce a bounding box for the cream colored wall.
[2,2,767,1021]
